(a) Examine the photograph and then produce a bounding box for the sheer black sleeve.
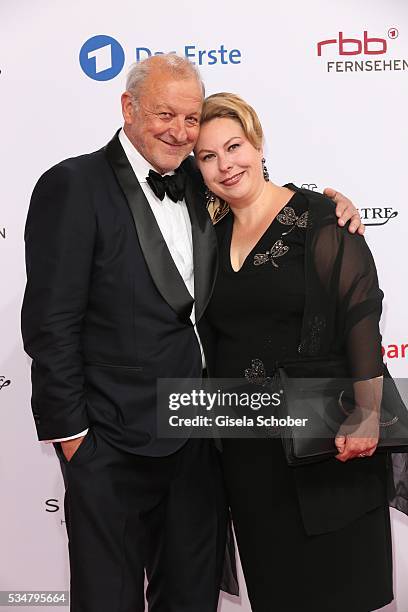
[338,230,384,379]
[312,218,383,380]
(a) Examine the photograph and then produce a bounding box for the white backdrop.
[1,0,407,610]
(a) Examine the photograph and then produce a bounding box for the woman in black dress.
[194,93,394,611]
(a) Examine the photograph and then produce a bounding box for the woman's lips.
[220,171,244,187]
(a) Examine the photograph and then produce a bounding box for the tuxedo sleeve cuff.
[43,429,89,444]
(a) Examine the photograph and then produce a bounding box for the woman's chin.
[219,188,247,204]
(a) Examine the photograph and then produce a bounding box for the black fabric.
[200,187,396,535]
[105,135,195,323]
[206,191,306,377]
[288,184,408,518]
[56,432,228,612]
[221,438,393,612]
[290,184,384,378]
[22,134,205,455]
[146,168,186,203]
[275,359,408,465]
[390,452,408,514]
[22,136,239,601]
[201,187,394,609]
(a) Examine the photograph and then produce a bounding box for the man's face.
[122,73,203,174]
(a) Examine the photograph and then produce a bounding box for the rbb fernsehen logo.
[79,35,125,81]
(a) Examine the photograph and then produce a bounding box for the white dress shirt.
[48,129,204,443]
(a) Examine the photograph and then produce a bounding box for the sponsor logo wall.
[79,35,243,81]
[0,376,11,391]
[317,27,408,72]
[1,1,407,610]
[360,206,398,226]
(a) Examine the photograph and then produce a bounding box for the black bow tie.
[146,169,186,203]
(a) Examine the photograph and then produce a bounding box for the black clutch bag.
[275,359,408,466]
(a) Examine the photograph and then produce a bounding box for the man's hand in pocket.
[61,436,86,462]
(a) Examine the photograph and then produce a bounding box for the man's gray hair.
[126,54,205,106]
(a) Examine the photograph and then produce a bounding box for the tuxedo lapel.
[105,133,194,321]
[182,160,218,323]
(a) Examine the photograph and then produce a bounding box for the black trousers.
[56,432,228,612]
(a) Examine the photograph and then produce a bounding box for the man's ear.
[121,92,135,124]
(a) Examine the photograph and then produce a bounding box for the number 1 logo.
[79,35,125,81]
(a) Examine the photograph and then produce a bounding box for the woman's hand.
[335,377,383,461]
[335,407,380,462]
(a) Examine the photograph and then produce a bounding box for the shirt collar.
[118,128,175,184]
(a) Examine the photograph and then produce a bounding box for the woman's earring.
[205,188,216,206]
[262,158,269,182]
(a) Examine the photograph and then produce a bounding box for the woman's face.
[195,117,264,205]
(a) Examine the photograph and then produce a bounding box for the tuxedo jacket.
[22,132,216,456]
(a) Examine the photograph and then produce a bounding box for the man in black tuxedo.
[21,54,362,611]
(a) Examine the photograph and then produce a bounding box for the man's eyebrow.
[154,107,200,117]
[154,105,173,112]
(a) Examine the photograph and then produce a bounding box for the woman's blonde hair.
[200,92,264,150]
